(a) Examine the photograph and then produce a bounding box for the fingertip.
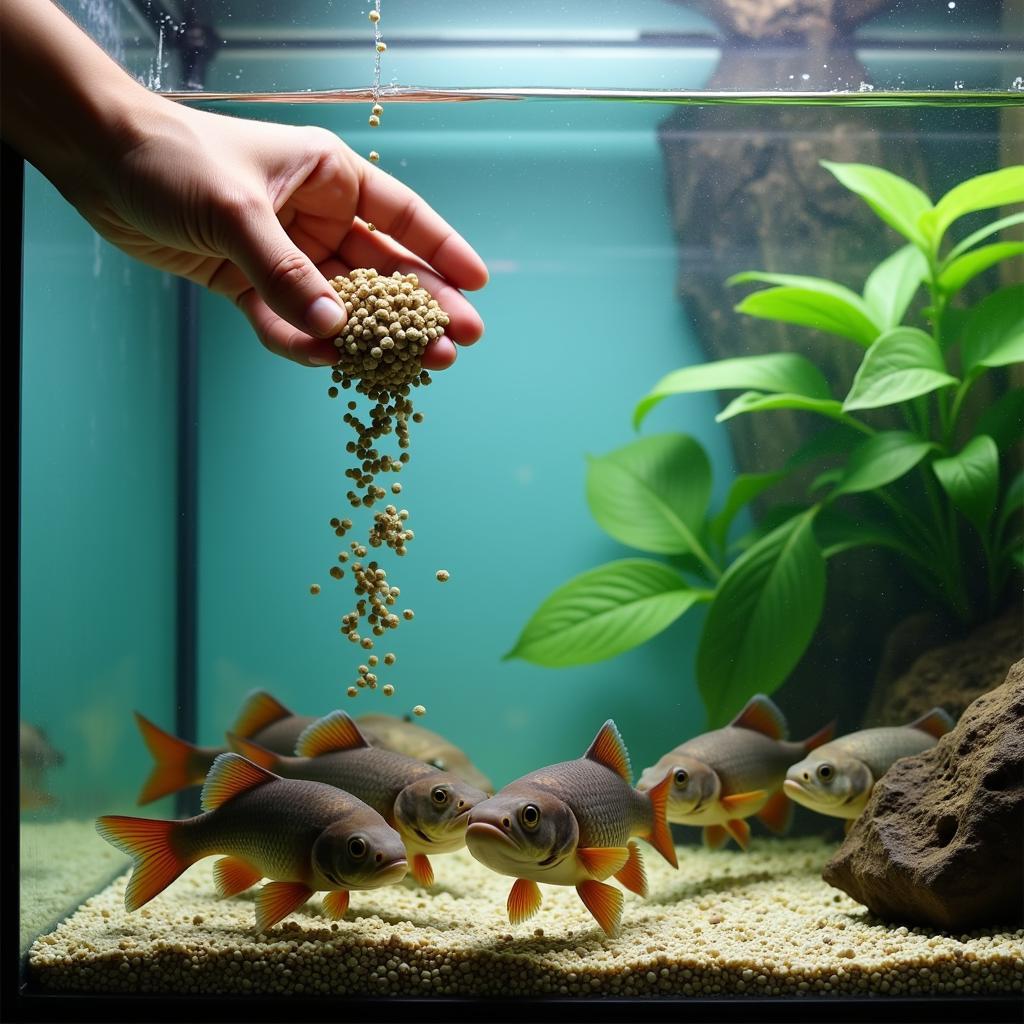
[420,336,457,370]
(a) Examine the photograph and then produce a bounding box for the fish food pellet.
[368,115,380,128]
[367,223,377,232]
[309,584,321,595]
[403,609,414,620]
[371,104,384,116]
[412,704,426,717]
[368,9,379,21]
[346,687,358,698]
[436,569,450,583]
[384,653,396,665]
[382,684,395,696]
[368,151,380,162]
[376,40,387,52]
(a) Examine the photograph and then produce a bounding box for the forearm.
[1,0,163,202]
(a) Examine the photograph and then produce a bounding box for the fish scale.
[509,758,650,847]
[672,730,807,795]
[267,746,440,824]
[812,727,936,778]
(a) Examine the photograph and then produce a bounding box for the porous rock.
[823,658,1024,930]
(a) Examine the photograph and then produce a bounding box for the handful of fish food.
[230,711,487,888]
[133,689,492,806]
[783,708,954,825]
[96,753,408,932]
[637,695,835,850]
[465,720,677,938]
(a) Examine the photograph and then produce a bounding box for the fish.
[783,708,954,825]
[133,690,491,801]
[20,721,64,810]
[357,713,494,794]
[96,752,408,931]
[464,720,677,938]
[228,711,487,888]
[635,695,835,851]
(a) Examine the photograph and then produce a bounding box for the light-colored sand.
[20,820,126,954]
[28,838,1022,998]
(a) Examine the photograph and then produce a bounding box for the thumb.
[226,203,347,340]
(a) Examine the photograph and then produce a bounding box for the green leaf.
[975,388,1024,453]
[863,245,928,329]
[786,426,861,470]
[696,511,825,727]
[813,505,918,560]
[731,277,880,346]
[932,435,999,535]
[961,285,1024,372]
[634,353,832,428]
[843,327,958,411]
[945,211,1024,264]
[709,471,786,551]
[996,471,1024,540]
[731,505,806,552]
[585,434,711,555]
[716,391,848,425]
[832,431,937,498]
[506,559,705,667]
[821,160,933,249]
[938,242,1024,297]
[923,166,1024,246]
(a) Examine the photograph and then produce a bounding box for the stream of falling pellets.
[372,1,382,102]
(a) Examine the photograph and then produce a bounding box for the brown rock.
[865,604,1024,727]
[823,659,1024,930]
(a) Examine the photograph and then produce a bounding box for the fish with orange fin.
[636,695,835,851]
[228,711,487,888]
[783,708,955,828]
[133,690,491,802]
[96,752,407,931]
[464,720,677,938]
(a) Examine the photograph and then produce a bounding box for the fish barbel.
[783,708,954,822]
[96,753,407,931]
[464,720,677,938]
[229,711,487,888]
[636,695,834,850]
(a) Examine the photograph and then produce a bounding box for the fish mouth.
[465,821,521,853]
[783,779,816,805]
[373,857,409,886]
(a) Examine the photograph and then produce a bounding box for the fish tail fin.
[801,718,837,753]
[95,815,190,911]
[134,712,213,805]
[644,770,678,869]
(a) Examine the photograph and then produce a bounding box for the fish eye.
[816,763,835,782]
[520,804,541,830]
[673,769,689,787]
[348,836,367,858]
[431,786,449,806]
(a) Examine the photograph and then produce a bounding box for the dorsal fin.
[295,710,370,759]
[231,690,294,739]
[201,753,277,812]
[730,695,787,740]
[583,720,631,783]
[907,707,955,739]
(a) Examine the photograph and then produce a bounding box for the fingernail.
[305,295,345,337]
[308,355,334,367]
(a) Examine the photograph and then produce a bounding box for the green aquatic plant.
[508,161,1024,727]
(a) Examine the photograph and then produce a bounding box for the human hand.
[71,99,487,368]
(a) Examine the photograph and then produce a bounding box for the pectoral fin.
[756,789,793,835]
[723,818,751,850]
[719,790,767,816]
[613,841,648,898]
[576,879,623,938]
[321,889,350,920]
[212,856,262,899]
[411,853,435,887]
[507,878,542,925]
[254,881,312,932]
[703,825,729,850]
[576,846,630,880]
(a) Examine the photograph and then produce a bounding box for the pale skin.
[1,0,488,368]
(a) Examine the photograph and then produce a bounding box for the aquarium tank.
[11,0,1024,1020]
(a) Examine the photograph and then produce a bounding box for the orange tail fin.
[95,815,190,911]
[802,719,836,753]
[135,712,214,805]
[644,770,678,868]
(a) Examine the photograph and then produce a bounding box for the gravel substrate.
[27,837,1022,999]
